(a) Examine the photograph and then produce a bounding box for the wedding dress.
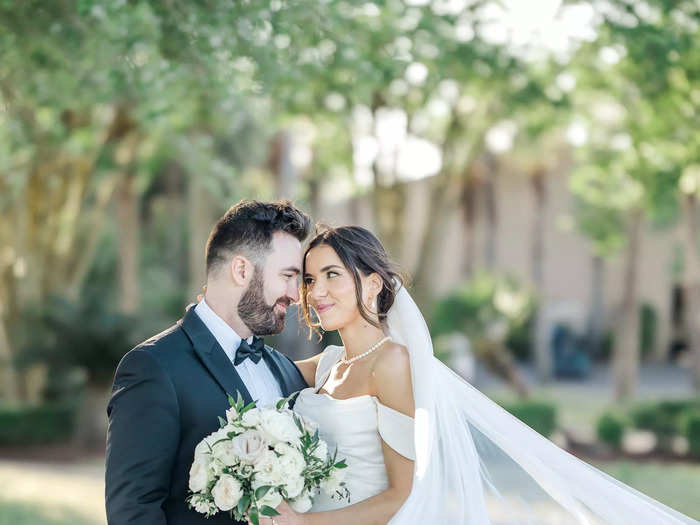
[293,345,415,511]
[294,285,698,524]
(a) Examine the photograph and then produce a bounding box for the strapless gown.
[293,345,415,511]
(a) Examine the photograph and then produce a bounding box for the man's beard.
[238,268,291,336]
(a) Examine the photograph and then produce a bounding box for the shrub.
[0,402,79,446]
[501,401,557,437]
[597,412,627,449]
[683,412,700,458]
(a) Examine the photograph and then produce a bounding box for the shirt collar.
[194,299,253,363]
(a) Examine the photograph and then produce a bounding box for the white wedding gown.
[291,286,698,525]
[293,345,415,511]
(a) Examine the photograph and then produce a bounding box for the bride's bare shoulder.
[372,342,414,416]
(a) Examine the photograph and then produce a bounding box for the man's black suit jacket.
[105,307,308,525]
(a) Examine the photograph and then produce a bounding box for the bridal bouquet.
[187,393,349,524]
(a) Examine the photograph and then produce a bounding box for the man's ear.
[230,255,253,286]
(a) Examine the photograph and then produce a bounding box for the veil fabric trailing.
[385,285,698,525]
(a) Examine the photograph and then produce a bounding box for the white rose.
[311,441,328,461]
[257,487,283,510]
[241,408,262,427]
[253,449,284,485]
[211,474,244,511]
[212,438,239,466]
[274,443,305,477]
[283,474,305,499]
[188,456,211,493]
[231,429,268,464]
[259,409,302,445]
[289,491,313,513]
[320,467,346,497]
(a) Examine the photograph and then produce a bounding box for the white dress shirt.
[194,299,283,407]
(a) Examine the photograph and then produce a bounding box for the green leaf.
[260,505,281,517]
[255,485,272,500]
[249,507,259,525]
[218,416,227,428]
[237,494,251,515]
[228,393,236,407]
[334,460,348,468]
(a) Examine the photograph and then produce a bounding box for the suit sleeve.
[105,349,180,525]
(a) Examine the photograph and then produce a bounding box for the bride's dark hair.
[300,225,405,338]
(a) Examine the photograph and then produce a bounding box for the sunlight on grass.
[0,499,100,525]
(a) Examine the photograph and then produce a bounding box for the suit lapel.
[261,345,291,397]
[180,308,253,405]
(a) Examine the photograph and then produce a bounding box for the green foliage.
[431,272,536,359]
[639,303,658,358]
[629,399,700,451]
[596,412,627,449]
[0,401,78,445]
[500,401,557,437]
[684,412,700,458]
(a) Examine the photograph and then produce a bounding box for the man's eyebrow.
[281,266,301,274]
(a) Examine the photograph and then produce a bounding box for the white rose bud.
[289,492,313,513]
[253,449,284,485]
[188,457,210,493]
[211,474,244,511]
[225,406,239,423]
[231,429,267,465]
[212,438,239,466]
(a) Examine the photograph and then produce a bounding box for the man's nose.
[288,280,300,302]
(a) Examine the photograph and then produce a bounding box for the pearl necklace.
[339,336,392,365]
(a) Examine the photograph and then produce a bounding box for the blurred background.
[1,0,699,523]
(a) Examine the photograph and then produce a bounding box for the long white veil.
[386,285,698,525]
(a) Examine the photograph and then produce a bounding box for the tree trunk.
[187,176,215,300]
[588,254,606,359]
[460,167,479,277]
[681,194,700,390]
[483,154,499,269]
[614,209,643,400]
[116,173,141,314]
[530,166,551,381]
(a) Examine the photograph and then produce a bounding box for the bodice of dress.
[293,345,415,511]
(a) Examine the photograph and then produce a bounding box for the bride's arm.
[294,352,323,387]
[278,343,415,525]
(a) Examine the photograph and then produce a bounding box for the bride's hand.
[258,501,304,525]
[184,284,207,312]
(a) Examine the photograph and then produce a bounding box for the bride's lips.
[315,303,334,314]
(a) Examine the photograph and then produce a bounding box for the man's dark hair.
[205,200,311,274]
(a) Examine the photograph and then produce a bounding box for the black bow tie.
[234,336,265,366]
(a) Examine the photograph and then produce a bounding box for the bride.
[265,225,697,525]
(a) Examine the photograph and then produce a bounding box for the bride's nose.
[310,282,328,301]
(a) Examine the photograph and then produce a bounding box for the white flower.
[289,491,313,513]
[209,457,226,477]
[259,409,302,445]
[321,467,346,497]
[253,449,284,485]
[188,456,211,493]
[283,474,305,499]
[212,438,239,466]
[193,497,217,515]
[274,443,306,476]
[241,408,262,427]
[311,440,328,461]
[211,474,244,511]
[231,429,268,465]
[257,487,283,510]
[225,405,239,423]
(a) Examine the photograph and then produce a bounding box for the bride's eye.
[327,271,339,278]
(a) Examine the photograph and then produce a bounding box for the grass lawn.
[594,460,700,520]
[0,500,100,525]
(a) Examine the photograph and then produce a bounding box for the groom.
[105,200,311,525]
